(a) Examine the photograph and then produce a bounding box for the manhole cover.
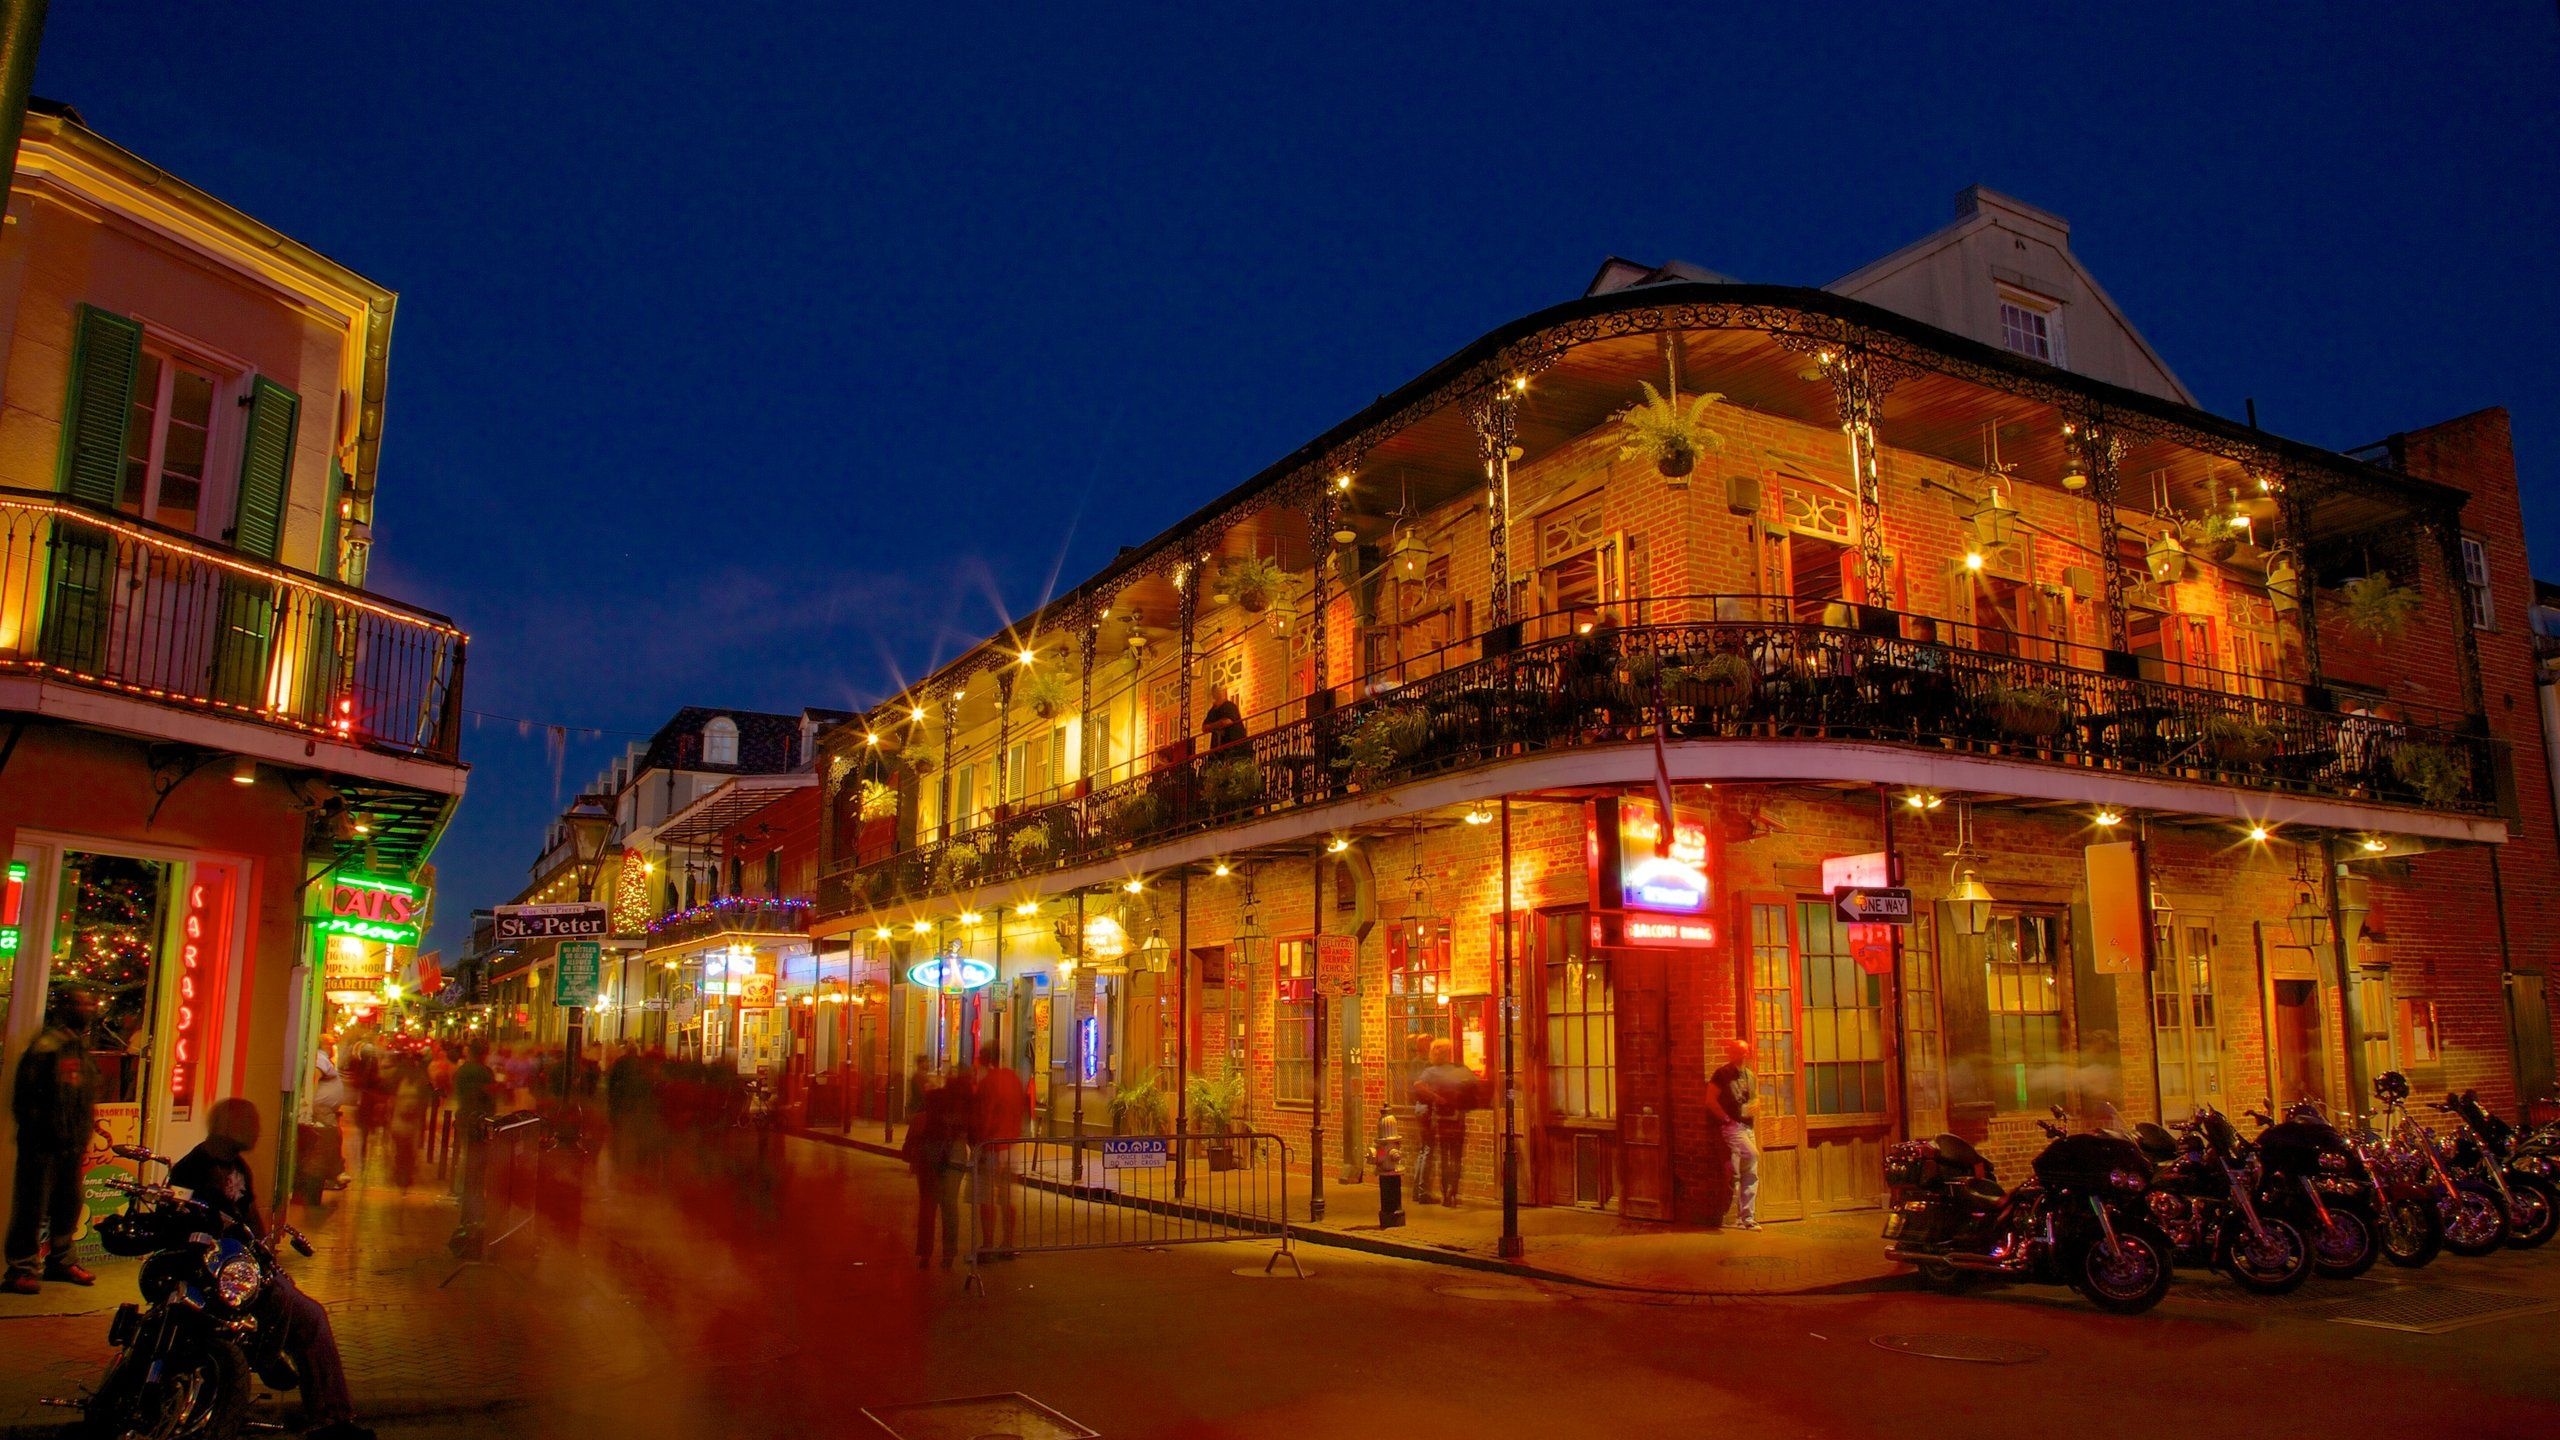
[1870,1333,2047,1365]
[2327,1286,2560,1334]
[862,1393,1097,1440]
[1437,1284,1563,1303]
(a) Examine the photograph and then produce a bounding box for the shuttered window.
[55,305,143,507]
[230,377,298,560]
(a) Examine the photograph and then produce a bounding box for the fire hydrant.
[1375,1105,1406,1228]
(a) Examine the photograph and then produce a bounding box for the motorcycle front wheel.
[84,1335,248,1440]
[2309,1203,2379,1280]
[2379,1196,2443,1268]
[2074,1226,2174,1314]
[2222,1217,2312,1294]
[2499,1175,2559,1250]
[2441,1183,2510,1257]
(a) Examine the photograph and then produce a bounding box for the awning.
[655,772,813,848]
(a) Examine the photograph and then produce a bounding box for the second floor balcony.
[822,596,2503,917]
[645,895,813,951]
[0,487,466,766]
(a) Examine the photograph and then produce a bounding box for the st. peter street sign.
[493,902,608,941]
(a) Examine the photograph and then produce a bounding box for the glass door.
[2150,915,2224,1120]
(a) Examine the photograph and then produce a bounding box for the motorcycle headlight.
[2108,1167,2147,1194]
[212,1254,263,1310]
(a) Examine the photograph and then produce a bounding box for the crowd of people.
[900,1042,1030,1269]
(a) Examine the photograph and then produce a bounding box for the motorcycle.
[1883,1106,2175,1314]
[2131,1105,2313,1294]
[2441,1089,2560,1249]
[2371,1070,2509,1256]
[2337,1116,2446,1269]
[2242,1100,2380,1279]
[78,1143,312,1440]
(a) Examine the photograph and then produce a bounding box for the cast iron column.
[1472,390,1520,628]
[1174,863,1190,1196]
[2079,419,2131,652]
[937,694,958,846]
[1822,348,1898,606]
[993,669,1015,825]
[1498,794,1522,1257]
[1309,840,1326,1221]
[2277,474,2325,693]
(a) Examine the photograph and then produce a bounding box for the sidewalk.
[789,1124,1902,1297]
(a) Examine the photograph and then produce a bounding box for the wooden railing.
[0,488,465,763]
[818,607,2497,920]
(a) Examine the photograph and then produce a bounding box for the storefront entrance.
[2271,979,2330,1109]
[1745,896,1895,1220]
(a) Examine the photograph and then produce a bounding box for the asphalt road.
[11,1138,2557,1440]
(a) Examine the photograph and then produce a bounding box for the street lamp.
[563,793,614,1072]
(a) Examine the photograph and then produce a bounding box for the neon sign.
[0,860,23,955]
[169,869,233,1123]
[319,871,427,946]
[1615,804,1712,915]
[906,955,997,991]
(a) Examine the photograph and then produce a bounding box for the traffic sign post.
[1832,886,1914,924]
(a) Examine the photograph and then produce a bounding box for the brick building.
[804,188,2552,1226]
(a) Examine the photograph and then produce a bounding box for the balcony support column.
[994,668,1015,822]
[2077,420,2131,651]
[938,694,958,846]
[1308,481,1334,718]
[2278,478,2325,694]
[1177,547,1200,754]
[2427,506,2489,723]
[1812,347,1904,607]
[1470,388,1521,628]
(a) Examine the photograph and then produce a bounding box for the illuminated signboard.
[0,860,23,955]
[1624,916,1717,947]
[906,955,997,991]
[168,868,235,1123]
[319,871,428,945]
[1613,802,1713,915]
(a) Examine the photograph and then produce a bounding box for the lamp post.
[563,793,614,1088]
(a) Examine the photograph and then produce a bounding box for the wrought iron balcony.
[821,604,2498,919]
[0,488,465,764]
[645,895,813,950]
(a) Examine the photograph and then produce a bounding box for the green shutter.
[231,377,298,560]
[55,304,143,507]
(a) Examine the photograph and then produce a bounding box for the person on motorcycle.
[170,1098,374,1440]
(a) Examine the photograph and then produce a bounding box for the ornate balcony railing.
[818,607,2498,920]
[645,895,813,950]
[0,488,465,764]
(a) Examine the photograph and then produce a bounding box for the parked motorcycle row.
[1882,1069,2560,1315]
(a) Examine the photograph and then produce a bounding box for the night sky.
[34,4,2558,954]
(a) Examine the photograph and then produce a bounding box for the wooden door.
[2511,971,2556,1108]
[1743,898,1806,1220]
[2271,979,2328,1109]
[1793,899,1893,1211]
[1614,950,1671,1220]
[1531,909,1618,1208]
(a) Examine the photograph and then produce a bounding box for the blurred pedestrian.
[902,1068,971,1269]
[1708,1038,1759,1230]
[451,1039,498,1234]
[970,1042,1029,1258]
[387,1051,430,1189]
[4,990,101,1293]
[1410,1039,1478,1207]
[171,1099,374,1440]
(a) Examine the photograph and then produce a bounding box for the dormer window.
[1997,291,2062,364]
[702,715,739,766]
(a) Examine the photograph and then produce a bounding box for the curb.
[786,1129,1896,1300]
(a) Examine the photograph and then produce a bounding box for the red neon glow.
[167,870,234,1123]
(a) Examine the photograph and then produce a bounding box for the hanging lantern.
[2145,531,2191,584]
[2286,887,2331,950]
[1968,484,2021,547]
[1949,868,1997,936]
[1265,593,1296,635]
[1390,527,1433,581]
[1136,931,1170,973]
[2265,548,2303,615]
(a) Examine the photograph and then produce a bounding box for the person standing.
[1411,1040,1479,1207]
[4,991,100,1293]
[969,1042,1029,1258]
[450,1039,498,1234]
[901,1069,970,1269]
[1708,1038,1760,1230]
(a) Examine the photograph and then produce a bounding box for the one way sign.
[1833,887,1914,924]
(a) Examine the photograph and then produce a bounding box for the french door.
[1745,896,1896,1218]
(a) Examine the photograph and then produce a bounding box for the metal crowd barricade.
[963,1131,1304,1294]
[444,1111,543,1281]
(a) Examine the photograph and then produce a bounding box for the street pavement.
[5,1134,2558,1439]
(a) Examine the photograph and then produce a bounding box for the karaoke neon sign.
[169,870,233,1123]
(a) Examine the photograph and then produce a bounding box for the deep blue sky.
[36,3,2559,953]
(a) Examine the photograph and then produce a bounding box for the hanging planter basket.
[1991,682,2068,738]
[2145,532,2192,585]
[2202,714,2276,765]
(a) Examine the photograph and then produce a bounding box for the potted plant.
[1202,754,1265,812]
[1109,1075,1170,1136]
[2201,713,2276,765]
[1221,553,1285,614]
[1615,651,1664,712]
[933,838,984,891]
[1990,679,2068,738]
[857,778,897,821]
[1023,668,1071,721]
[1112,791,1165,842]
[901,738,939,777]
[2145,531,2192,584]
[1614,382,1727,480]
[1336,706,1430,786]
[1006,823,1051,865]
[2386,741,2470,807]
[2181,510,2248,564]
[2342,573,2422,640]
[1185,1071,1251,1170]
[1675,651,1756,711]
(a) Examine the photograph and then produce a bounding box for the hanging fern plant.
[1220,553,1286,614]
[857,778,897,820]
[1615,383,1728,479]
[2342,573,2422,640]
[1022,668,1071,720]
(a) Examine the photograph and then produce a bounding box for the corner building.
[811,189,2554,1224]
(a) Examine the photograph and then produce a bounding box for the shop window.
[1796,900,1887,1116]
[2461,535,2496,631]
[702,716,739,766]
[48,852,175,1105]
[2151,917,2223,1117]
[2396,997,2442,1066]
[121,349,227,538]
[1984,909,2073,1112]
[1748,902,1797,1121]
[1544,910,1615,1120]
[1900,911,1947,1135]
[1387,917,1452,1101]
[1275,939,1316,1106]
